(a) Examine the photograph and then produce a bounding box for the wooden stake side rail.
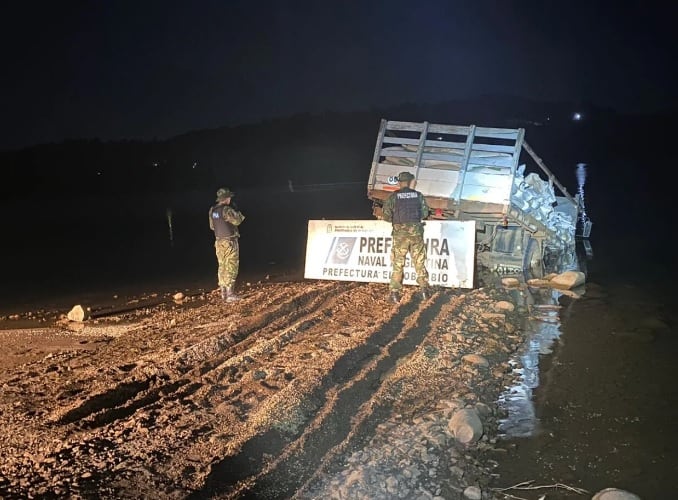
[368,119,578,248]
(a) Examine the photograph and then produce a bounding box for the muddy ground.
[0,276,591,500]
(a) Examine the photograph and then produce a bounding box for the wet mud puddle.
[497,286,568,439]
[493,280,677,499]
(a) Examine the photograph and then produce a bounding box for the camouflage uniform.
[214,237,240,288]
[382,173,430,293]
[209,188,245,297]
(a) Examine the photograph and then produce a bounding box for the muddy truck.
[367,119,592,276]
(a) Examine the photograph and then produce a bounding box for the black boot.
[389,291,401,304]
[225,286,240,302]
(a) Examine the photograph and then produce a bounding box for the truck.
[366,119,592,277]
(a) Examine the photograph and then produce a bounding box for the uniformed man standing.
[382,171,430,303]
[209,187,245,301]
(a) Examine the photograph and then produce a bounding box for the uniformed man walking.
[209,187,245,301]
[382,171,430,303]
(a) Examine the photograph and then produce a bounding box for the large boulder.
[448,408,483,444]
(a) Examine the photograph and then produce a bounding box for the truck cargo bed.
[367,119,590,274]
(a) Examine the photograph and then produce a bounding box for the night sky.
[1,0,675,150]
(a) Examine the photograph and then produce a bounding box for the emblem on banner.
[325,237,357,265]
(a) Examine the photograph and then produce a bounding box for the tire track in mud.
[192,290,451,500]
[53,282,358,431]
[178,282,361,376]
[294,291,469,500]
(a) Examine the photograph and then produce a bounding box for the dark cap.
[398,171,415,182]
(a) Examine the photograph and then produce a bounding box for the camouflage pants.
[215,238,240,288]
[389,233,429,291]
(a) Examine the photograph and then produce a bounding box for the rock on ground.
[67,305,87,322]
[550,270,586,289]
[591,488,642,500]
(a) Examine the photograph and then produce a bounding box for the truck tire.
[523,237,544,279]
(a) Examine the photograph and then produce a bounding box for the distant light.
[97,172,102,175]
[192,162,197,169]
[153,162,158,167]
[573,112,582,121]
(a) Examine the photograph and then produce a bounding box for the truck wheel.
[523,237,544,279]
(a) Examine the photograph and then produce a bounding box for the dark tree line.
[2,96,675,215]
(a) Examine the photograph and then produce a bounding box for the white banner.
[304,220,475,288]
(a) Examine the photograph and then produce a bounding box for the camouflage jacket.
[382,188,430,236]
